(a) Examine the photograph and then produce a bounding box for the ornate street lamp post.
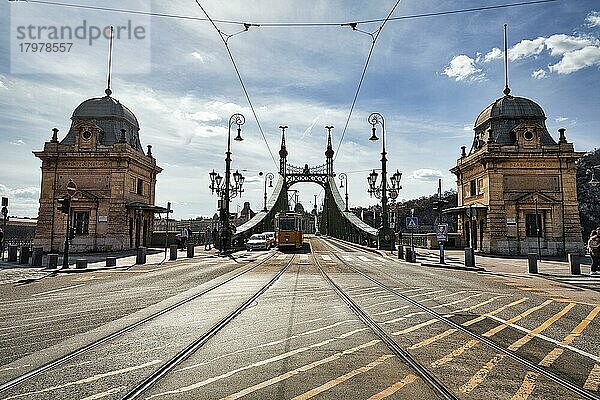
[367,112,402,250]
[261,172,274,212]
[339,173,349,212]
[208,113,246,253]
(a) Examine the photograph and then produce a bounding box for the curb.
[419,261,485,272]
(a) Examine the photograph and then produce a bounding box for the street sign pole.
[63,180,77,268]
[1,197,8,262]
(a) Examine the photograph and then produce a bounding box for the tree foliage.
[577,148,600,241]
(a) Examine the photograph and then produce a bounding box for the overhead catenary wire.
[193,0,278,169]
[17,0,561,168]
[20,0,560,28]
[334,0,403,161]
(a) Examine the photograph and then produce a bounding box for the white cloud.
[409,169,444,182]
[549,45,600,74]
[508,37,546,61]
[545,34,597,56]
[463,125,472,131]
[532,69,547,79]
[9,139,25,146]
[442,55,484,82]
[555,116,569,122]
[585,11,600,27]
[483,47,503,63]
[190,52,205,63]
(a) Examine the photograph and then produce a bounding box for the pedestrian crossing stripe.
[358,256,371,262]
[321,255,332,261]
[343,256,354,261]
[300,255,309,260]
[277,255,287,260]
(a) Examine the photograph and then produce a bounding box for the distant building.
[2,217,37,246]
[449,88,584,256]
[33,88,165,252]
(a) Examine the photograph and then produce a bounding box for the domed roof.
[475,95,545,129]
[63,93,144,153]
[72,95,139,128]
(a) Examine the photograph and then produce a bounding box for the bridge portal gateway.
[233,127,378,247]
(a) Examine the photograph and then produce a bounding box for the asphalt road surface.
[0,237,598,399]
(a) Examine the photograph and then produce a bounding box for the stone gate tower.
[449,89,584,256]
[33,87,164,253]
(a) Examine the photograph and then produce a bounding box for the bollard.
[32,247,43,267]
[170,244,178,261]
[404,246,413,263]
[8,245,17,262]
[19,246,30,265]
[187,244,194,258]
[136,246,147,265]
[106,257,117,267]
[397,244,404,260]
[567,254,581,275]
[76,259,87,269]
[48,254,59,269]
[528,252,538,274]
[465,247,476,268]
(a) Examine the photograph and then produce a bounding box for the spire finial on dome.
[105,26,114,97]
[503,24,511,96]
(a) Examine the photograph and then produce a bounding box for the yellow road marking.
[290,355,394,400]
[431,339,480,368]
[218,340,382,400]
[175,320,361,373]
[539,305,600,367]
[72,275,110,282]
[2,360,161,400]
[146,334,377,399]
[461,302,573,393]
[463,297,529,327]
[584,364,600,391]
[483,300,552,337]
[511,372,538,400]
[366,374,419,400]
[393,295,507,336]
[79,386,126,400]
[409,328,457,350]
[430,297,529,367]
[459,354,505,393]
[508,303,575,351]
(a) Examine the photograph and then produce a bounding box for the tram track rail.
[316,236,600,400]
[311,244,458,400]
[122,254,295,399]
[0,251,281,395]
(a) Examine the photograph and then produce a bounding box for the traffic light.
[57,197,70,214]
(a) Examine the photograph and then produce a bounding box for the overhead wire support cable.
[193,1,278,168]
[20,0,560,27]
[334,0,403,161]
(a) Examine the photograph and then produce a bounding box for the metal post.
[368,112,394,251]
[1,197,8,262]
[62,200,71,268]
[164,201,171,259]
[438,179,444,264]
[339,173,349,212]
[535,197,541,260]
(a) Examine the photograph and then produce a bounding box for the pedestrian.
[588,229,600,276]
[204,227,212,251]
[180,227,189,248]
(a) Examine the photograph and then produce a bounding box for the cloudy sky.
[1,0,598,219]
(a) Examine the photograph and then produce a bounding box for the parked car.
[264,232,275,248]
[246,234,270,251]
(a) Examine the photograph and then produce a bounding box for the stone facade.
[33,94,163,253]
[450,94,584,257]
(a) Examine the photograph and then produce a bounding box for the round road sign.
[66,180,77,197]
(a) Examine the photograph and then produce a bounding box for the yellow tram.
[275,212,303,250]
